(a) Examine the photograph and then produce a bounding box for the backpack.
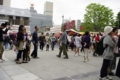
[96,37,108,55]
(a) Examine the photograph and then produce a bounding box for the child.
[25,40,31,61]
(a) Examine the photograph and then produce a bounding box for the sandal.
[16,62,22,64]
[22,61,28,63]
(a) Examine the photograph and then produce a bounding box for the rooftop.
[0,5,31,17]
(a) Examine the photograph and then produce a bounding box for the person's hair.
[112,27,118,32]
[85,31,89,36]
[41,32,44,35]
[46,33,49,36]
[62,27,66,31]
[52,33,55,36]
[78,34,80,37]
[1,23,5,27]
[35,26,37,29]
[18,25,24,32]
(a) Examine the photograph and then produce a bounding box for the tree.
[83,3,114,31]
[115,12,120,28]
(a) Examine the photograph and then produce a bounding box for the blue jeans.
[4,42,8,49]
[51,41,55,50]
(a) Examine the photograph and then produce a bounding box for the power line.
[53,16,61,21]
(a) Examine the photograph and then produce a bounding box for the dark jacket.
[83,35,90,49]
[32,31,38,44]
[39,36,45,42]
[0,28,8,42]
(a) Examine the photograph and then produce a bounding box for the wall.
[0,0,3,5]
[30,13,52,33]
[44,1,53,16]
[3,0,11,7]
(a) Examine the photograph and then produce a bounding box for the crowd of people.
[0,23,120,80]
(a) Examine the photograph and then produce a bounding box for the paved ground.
[0,46,120,80]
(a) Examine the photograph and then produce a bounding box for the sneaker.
[99,77,109,80]
[106,76,112,80]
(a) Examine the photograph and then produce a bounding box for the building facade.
[0,0,11,7]
[50,25,61,33]
[30,13,52,33]
[75,20,81,31]
[44,1,53,17]
[0,4,52,33]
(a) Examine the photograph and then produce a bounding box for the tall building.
[44,1,53,17]
[75,20,81,31]
[30,4,37,13]
[0,0,11,7]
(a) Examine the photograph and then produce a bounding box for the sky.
[11,0,120,25]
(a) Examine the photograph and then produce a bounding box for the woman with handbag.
[16,25,28,64]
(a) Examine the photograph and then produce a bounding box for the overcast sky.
[11,0,120,25]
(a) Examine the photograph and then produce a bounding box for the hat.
[104,26,113,34]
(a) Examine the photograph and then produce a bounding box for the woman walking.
[70,35,75,51]
[51,33,56,51]
[16,25,28,64]
[45,33,51,51]
[74,34,81,56]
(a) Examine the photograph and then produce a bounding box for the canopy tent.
[66,29,78,35]
[79,32,85,35]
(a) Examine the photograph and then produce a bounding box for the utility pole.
[62,15,64,25]
[62,15,64,31]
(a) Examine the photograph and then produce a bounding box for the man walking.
[0,23,9,61]
[31,26,39,58]
[39,32,45,50]
[57,28,68,59]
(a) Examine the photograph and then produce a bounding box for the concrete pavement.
[0,47,119,80]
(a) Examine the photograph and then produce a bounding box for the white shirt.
[75,36,81,46]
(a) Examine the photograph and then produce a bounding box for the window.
[24,17,29,25]
[0,0,3,5]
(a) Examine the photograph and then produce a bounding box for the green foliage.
[115,12,120,28]
[83,3,114,31]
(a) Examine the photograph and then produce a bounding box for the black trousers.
[17,50,26,61]
[109,53,117,70]
[40,42,44,50]
[81,45,84,52]
[100,59,110,78]
[31,44,38,58]
[116,58,120,78]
